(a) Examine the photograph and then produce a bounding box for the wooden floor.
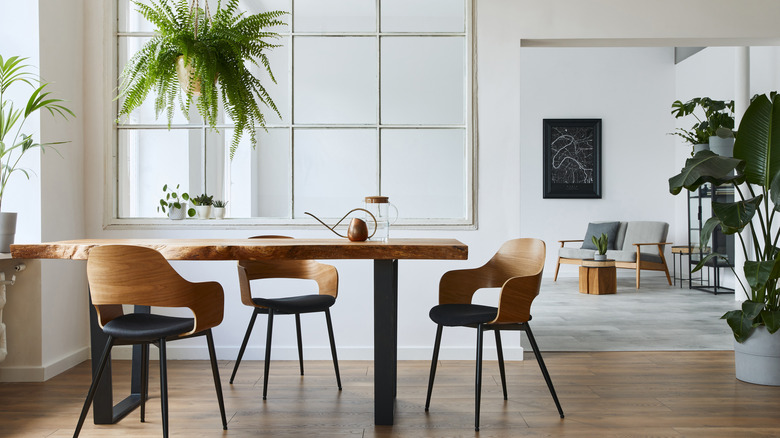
[2,352,780,437]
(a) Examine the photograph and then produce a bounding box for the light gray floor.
[526,273,738,351]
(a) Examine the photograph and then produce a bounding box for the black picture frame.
[542,118,602,199]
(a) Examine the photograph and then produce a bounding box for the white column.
[734,46,750,301]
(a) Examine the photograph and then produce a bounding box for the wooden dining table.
[11,237,468,426]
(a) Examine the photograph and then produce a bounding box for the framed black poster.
[542,118,602,199]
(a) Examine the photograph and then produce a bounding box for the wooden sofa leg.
[636,267,640,289]
[554,258,561,281]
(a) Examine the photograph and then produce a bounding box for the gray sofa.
[554,221,672,288]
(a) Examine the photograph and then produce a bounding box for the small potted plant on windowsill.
[158,184,194,220]
[592,233,608,261]
[212,199,228,219]
[191,193,213,219]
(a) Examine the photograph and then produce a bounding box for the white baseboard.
[0,347,89,382]
[111,345,525,361]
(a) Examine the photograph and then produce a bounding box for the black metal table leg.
[374,259,398,426]
[88,294,147,424]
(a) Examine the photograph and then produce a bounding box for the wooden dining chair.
[424,238,564,431]
[229,236,342,399]
[74,245,227,438]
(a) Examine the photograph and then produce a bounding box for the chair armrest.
[492,274,542,324]
[632,242,672,246]
[188,281,225,335]
[439,266,506,305]
[558,240,583,247]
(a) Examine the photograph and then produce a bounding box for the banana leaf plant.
[669,92,780,343]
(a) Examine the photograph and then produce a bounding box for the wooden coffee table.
[579,259,617,294]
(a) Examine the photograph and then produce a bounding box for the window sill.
[104,217,476,230]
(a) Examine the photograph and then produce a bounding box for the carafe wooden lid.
[365,196,389,204]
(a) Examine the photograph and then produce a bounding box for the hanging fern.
[118,0,286,159]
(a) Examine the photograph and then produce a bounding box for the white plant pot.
[734,325,780,386]
[194,205,212,220]
[593,254,607,261]
[213,207,226,220]
[709,136,734,157]
[692,143,710,154]
[168,202,188,220]
[0,212,17,253]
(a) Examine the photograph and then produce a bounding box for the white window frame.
[106,0,477,229]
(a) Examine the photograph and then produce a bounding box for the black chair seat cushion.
[429,304,498,327]
[252,294,336,314]
[102,313,195,341]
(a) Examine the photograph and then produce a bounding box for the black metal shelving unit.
[687,183,735,295]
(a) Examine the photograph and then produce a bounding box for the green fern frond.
[118,0,286,155]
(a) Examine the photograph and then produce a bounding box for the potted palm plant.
[669,92,780,386]
[118,0,286,159]
[0,55,74,252]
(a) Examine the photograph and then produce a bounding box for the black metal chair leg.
[324,309,342,390]
[475,324,484,431]
[158,338,169,438]
[524,323,564,418]
[262,310,275,400]
[495,330,508,400]
[295,313,304,376]
[140,342,149,422]
[74,337,114,438]
[206,329,228,430]
[230,309,259,384]
[425,324,443,411]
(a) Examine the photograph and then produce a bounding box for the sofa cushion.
[581,222,621,250]
[620,222,669,251]
[560,247,596,259]
[606,249,664,264]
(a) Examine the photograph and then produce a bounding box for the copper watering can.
[304,208,378,242]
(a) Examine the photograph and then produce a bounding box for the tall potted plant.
[0,56,74,252]
[118,0,286,159]
[668,92,780,386]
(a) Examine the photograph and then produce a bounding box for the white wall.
[519,47,677,276]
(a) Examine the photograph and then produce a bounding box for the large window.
[113,0,475,226]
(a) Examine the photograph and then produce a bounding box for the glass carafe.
[364,196,398,241]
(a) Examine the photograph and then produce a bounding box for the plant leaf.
[744,260,775,293]
[760,310,780,334]
[734,93,780,188]
[722,309,756,343]
[711,196,761,234]
[668,151,744,195]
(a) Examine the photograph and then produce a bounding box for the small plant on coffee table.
[592,233,608,259]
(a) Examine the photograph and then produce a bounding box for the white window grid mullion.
[376,0,382,197]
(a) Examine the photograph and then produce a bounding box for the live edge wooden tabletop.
[10,238,468,261]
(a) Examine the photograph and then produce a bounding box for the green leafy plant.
[191,193,213,206]
[0,55,74,211]
[591,233,608,256]
[668,92,780,343]
[670,97,735,155]
[118,0,286,159]
[158,183,195,217]
[212,199,227,208]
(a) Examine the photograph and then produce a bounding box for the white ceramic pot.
[734,325,780,386]
[213,207,226,220]
[194,205,212,219]
[593,254,607,261]
[709,136,734,157]
[692,143,710,154]
[168,202,188,220]
[0,212,17,253]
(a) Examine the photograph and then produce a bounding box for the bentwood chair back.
[425,238,564,430]
[75,245,227,438]
[229,236,342,399]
